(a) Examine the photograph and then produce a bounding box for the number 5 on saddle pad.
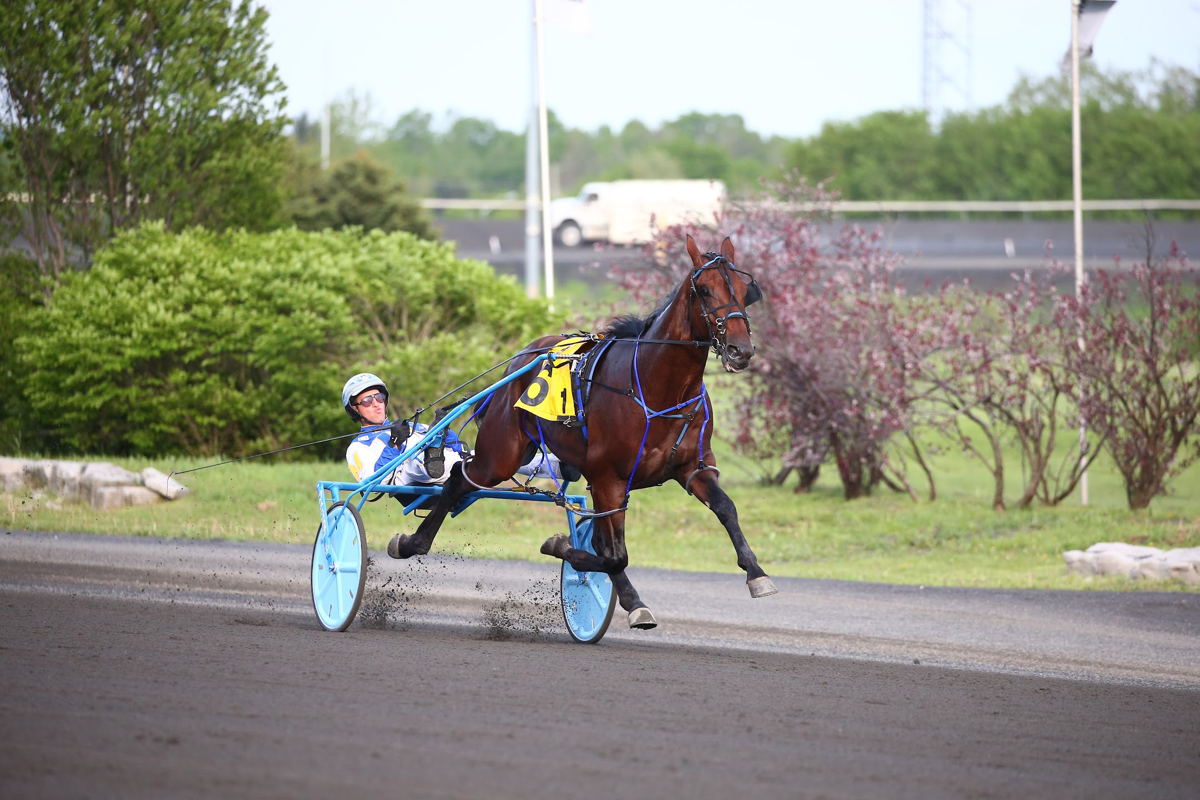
[514,336,590,422]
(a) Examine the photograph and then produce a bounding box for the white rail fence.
[420,198,1200,215]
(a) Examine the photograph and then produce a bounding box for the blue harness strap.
[622,335,710,499]
[573,337,616,440]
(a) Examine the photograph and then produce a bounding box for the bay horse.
[388,234,777,629]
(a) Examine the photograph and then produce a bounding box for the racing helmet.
[342,372,387,421]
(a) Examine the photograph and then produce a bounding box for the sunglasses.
[354,392,386,408]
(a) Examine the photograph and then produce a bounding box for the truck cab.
[550,182,609,247]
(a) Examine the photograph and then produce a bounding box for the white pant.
[389,447,562,486]
[389,434,465,486]
[515,451,565,481]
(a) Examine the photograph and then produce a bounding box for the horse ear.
[685,234,703,266]
[720,236,735,263]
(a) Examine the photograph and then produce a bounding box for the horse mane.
[602,293,672,339]
[602,314,648,339]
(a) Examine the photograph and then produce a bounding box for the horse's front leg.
[540,481,656,629]
[387,464,470,559]
[684,471,778,598]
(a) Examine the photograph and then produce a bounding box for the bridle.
[690,253,761,357]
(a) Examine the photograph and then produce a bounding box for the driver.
[341,372,566,486]
[342,372,466,485]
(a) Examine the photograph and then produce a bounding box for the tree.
[784,61,1200,207]
[904,271,1100,510]
[787,110,939,199]
[287,153,433,239]
[1056,235,1200,509]
[0,0,288,281]
[619,176,917,500]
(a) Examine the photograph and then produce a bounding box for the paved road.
[2,531,1198,798]
[437,218,1200,293]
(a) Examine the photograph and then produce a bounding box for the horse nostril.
[725,344,750,364]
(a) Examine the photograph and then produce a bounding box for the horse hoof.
[747,576,778,598]
[388,534,416,559]
[628,607,657,630]
[539,534,570,559]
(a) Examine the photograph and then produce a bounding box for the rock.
[48,460,87,501]
[1166,546,1200,563]
[1135,558,1170,580]
[22,460,55,489]
[1164,549,1200,585]
[80,462,141,507]
[3,457,189,510]
[1085,542,1163,559]
[0,457,25,491]
[1062,550,1092,576]
[90,485,162,509]
[1094,549,1138,578]
[1065,542,1200,585]
[141,468,188,500]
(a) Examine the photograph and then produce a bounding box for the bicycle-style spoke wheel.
[311,501,368,632]
[559,517,616,644]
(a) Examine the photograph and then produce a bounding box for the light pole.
[523,33,540,298]
[534,0,555,301]
[524,0,556,301]
[1067,0,1115,506]
[1070,0,1087,505]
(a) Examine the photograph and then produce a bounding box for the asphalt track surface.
[2,530,1198,799]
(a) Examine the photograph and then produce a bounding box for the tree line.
[293,60,1199,206]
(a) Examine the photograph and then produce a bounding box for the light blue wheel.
[311,502,367,632]
[559,518,616,643]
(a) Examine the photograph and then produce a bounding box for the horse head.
[685,235,760,373]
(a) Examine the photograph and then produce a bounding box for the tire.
[311,501,368,632]
[556,221,583,248]
[559,517,616,643]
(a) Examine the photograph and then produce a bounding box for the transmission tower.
[922,0,974,124]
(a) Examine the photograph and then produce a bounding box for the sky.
[258,0,1200,140]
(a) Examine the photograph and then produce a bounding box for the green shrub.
[15,223,558,458]
[0,252,45,451]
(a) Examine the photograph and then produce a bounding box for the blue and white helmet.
[341,372,387,420]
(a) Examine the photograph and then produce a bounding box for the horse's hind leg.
[685,471,778,598]
[387,465,470,559]
[390,398,531,559]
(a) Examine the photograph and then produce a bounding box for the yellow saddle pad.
[514,336,591,422]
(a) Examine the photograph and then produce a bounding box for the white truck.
[550,179,727,247]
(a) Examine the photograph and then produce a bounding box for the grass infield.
[5,432,1197,592]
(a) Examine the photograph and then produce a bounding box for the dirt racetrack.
[2,531,1198,799]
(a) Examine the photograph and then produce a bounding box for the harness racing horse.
[388,234,778,629]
